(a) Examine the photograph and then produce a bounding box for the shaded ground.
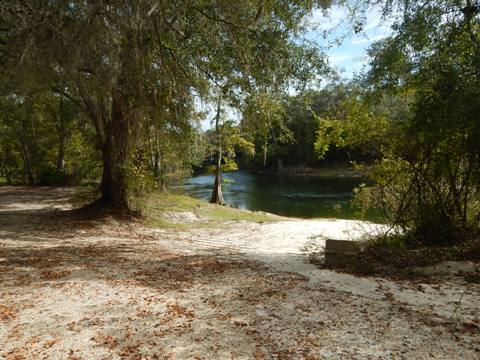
[1,186,479,359]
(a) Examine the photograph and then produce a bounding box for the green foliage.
[37,166,72,186]
[127,150,158,196]
[205,117,255,173]
[0,0,328,209]
[314,94,390,159]
[0,93,98,185]
[239,83,365,167]
[221,158,239,173]
[64,128,102,183]
[321,0,480,246]
[207,158,238,173]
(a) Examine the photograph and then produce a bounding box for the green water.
[181,170,373,219]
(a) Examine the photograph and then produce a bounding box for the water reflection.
[179,170,368,219]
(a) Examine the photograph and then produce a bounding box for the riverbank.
[1,186,479,359]
[181,170,369,219]
[258,164,365,178]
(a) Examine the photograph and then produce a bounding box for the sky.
[307,5,394,79]
[199,5,394,130]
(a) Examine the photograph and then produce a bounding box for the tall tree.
[242,91,288,167]
[210,96,227,205]
[1,0,328,211]
[316,0,480,244]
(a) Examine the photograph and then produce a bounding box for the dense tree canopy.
[0,0,328,210]
[314,0,480,245]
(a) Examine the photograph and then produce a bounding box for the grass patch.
[68,187,279,228]
[202,203,277,223]
[134,191,279,229]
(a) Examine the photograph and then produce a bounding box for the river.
[179,170,372,219]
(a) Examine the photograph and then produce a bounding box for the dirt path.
[1,187,479,359]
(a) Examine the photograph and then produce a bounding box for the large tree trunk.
[210,98,226,205]
[98,95,130,211]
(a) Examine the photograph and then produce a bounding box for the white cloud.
[363,20,380,32]
[328,54,353,64]
[350,34,388,45]
[305,3,395,78]
[308,6,349,32]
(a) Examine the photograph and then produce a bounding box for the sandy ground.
[0,186,479,360]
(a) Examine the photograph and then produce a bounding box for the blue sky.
[199,5,394,130]
[307,5,393,79]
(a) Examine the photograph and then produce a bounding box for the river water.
[180,170,370,219]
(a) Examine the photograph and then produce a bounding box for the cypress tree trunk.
[210,98,226,205]
[210,146,226,205]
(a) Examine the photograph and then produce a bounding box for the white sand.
[1,187,479,359]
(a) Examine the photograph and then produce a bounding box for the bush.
[38,166,72,186]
